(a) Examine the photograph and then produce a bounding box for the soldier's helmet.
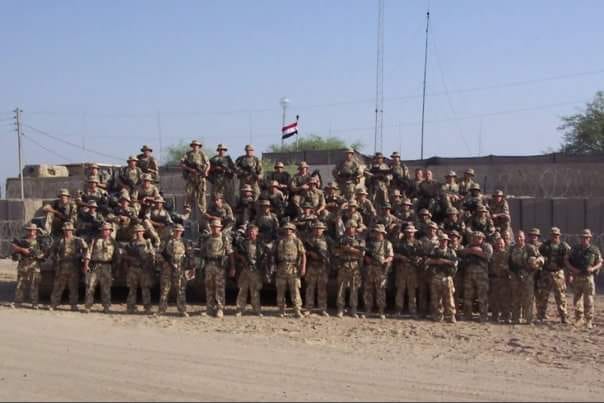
[465,168,476,176]
[345,220,358,229]
[382,202,392,210]
[62,222,75,231]
[404,224,418,233]
[258,199,271,207]
[472,231,485,239]
[101,222,113,231]
[57,188,71,197]
[87,175,99,183]
[173,224,185,232]
[210,219,223,228]
[142,173,153,182]
[551,227,561,235]
[347,200,359,208]
[298,161,309,168]
[402,198,413,206]
[190,140,202,147]
[133,224,145,232]
[281,222,296,231]
[446,207,459,215]
[391,189,401,197]
[527,228,541,237]
[312,221,327,230]
[302,201,314,209]
[87,200,98,208]
[449,230,461,239]
[390,151,400,158]
[140,145,153,152]
[308,177,319,185]
[446,170,457,177]
[345,147,355,154]
[154,196,165,204]
[428,222,439,230]
[356,188,368,196]
[274,161,285,168]
[419,208,432,217]
[24,223,38,231]
[216,144,228,151]
[581,229,593,238]
[493,189,505,197]
[127,155,138,162]
[240,184,253,193]
[213,193,224,200]
[247,223,259,231]
[88,162,100,169]
[374,152,384,159]
[469,183,481,191]
[371,224,387,234]
[244,144,255,151]
[270,180,280,188]
[438,233,450,241]
[119,193,131,202]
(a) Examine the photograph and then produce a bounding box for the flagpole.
[295,115,300,152]
[280,97,289,149]
[420,11,430,161]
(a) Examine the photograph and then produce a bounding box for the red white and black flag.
[281,115,299,140]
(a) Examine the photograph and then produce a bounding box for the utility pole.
[156,111,163,165]
[14,108,24,200]
[420,11,430,161]
[374,0,385,154]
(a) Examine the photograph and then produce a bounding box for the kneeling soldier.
[83,222,119,313]
[158,224,189,317]
[11,223,45,309]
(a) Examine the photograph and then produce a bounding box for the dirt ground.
[0,259,603,402]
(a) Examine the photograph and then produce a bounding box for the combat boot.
[294,309,303,319]
[586,320,594,329]
[351,308,359,319]
[378,310,386,320]
[82,308,90,314]
[144,306,153,315]
[70,305,79,312]
[216,309,224,318]
[560,315,568,325]
[320,310,329,317]
[336,310,344,319]
[447,316,457,324]
[235,310,242,318]
[181,312,190,318]
[103,306,110,314]
[32,305,39,310]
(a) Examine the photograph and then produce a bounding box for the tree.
[268,134,363,153]
[559,91,604,153]
[164,140,190,165]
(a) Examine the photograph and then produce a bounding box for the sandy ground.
[0,259,603,402]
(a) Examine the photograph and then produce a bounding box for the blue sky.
[1,0,603,195]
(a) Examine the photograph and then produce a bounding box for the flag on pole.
[281,118,299,140]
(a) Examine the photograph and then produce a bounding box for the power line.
[22,123,124,162]
[22,133,74,162]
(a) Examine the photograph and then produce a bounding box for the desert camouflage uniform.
[332,159,361,200]
[393,236,421,316]
[568,244,601,323]
[235,237,265,314]
[462,242,493,321]
[418,236,439,317]
[13,238,44,307]
[117,166,143,196]
[289,172,313,214]
[200,232,232,314]
[273,235,306,315]
[181,149,209,213]
[536,240,570,321]
[49,236,88,309]
[137,154,160,183]
[333,234,365,315]
[125,238,155,312]
[254,211,280,243]
[489,247,512,322]
[235,155,263,198]
[158,238,188,314]
[304,234,330,312]
[363,238,393,315]
[428,245,458,322]
[45,199,78,237]
[209,154,237,202]
[85,237,119,310]
[509,244,542,324]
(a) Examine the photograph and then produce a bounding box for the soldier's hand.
[300,266,306,277]
[229,268,236,278]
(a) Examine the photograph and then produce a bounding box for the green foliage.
[164,140,189,166]
[559,91,604,153]
[261,159,297,175]
[269,135,363,153]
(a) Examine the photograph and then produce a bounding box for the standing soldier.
[355,189,377,228]
[234,184,257,228]
[263,161,291,198]
[180,140,210,214]
[489,235,512,323]
[418,222,440,318]
[393,224,421,317]
[426,233,458,323]
[82,222,119,314]
[208,144,237,202]
[145,196,174,247]
[365,152,391,207]
[199,219,234,318]
[536,227,570,323]
[417,170,441,215]
[458,168,477,197]
[116,156,143,196]
[137,145,160,184]
[43,189,78,238]
[157,224,189,317]
[461,231,493,322]
[302,177,327,217]
[363,224,394,319]
[509,231,544,324]
[134,174,161,217]
[304,221,331,316]
[389,151,410,197]
[235,144,263,199]
[84,163,110,190]
[442,171,461,208]
[333,221,365,318]
[489,190,511,236]
[441,207,466,237]
[81,175,109,210]
[112,193,139,242]
[48,222,88,311]
[289,161,313,216]
[11,223,45,309]
[123,224,156,314]
[254,199,280,244]
[565,229,602,329]
[332,148,362,201]
[339,200,366,236]
[76,200,104,244]
[203,193,235,236]
[466,205,496,240]
[261,180,286,218]
[233,224,266,317]
[527,228,542,248]
[272,222,306,318]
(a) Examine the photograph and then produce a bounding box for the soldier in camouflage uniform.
[418,222,439,318]
[111,193,140,243]
[116,155,143,197]
[332,148,362,201]
[137,145,160,184]
[81,175,109,211]
[365,152,391,207]
[509,231,544,324]
[566,229,602,329]
[83,222,119,313]
[440,207,466,238]
[134,174,161,217]
[461,231,493,322]
[427,233,458,323]
[200,219,234,318]
[362,224,394,319]
[180,140,210,214]
[124,224,156,314]
[536,227,570,323]
[84,163,110,190]
[355,188,377,229]
[234,184,256,228]
[461,183,485,216]
[158,224,189,317]
[417,170,441,215]
[76,200,104,244]
[395,197,416,228]
[302,177,326,217]
[441,171,461,208]
[304,221,331,316]
[235,144,263,199]
[203,193,235,236]
[272,222,306,318]
[489,235,512,323]
[209,144,237,203]
[339,200,366,235]
[145,195,174,247]
[389,151,410,198]
[489,190,511,236]
[261,180,286,218]
[333,221,365,318]
[254,199,280,243]
[458,168,477,197]
[293,202,318,241]
[263,161,290,198]
[43,189,78,238]
[11,223,44,309]
[234,224,266,317]
[393,224,421,317]
[49,222,88,311]
[289,161,313,216]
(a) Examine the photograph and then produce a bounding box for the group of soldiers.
[9,144,601,328]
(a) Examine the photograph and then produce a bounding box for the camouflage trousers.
[417,270,432,317]
[159,266,187,314]
[489,276,512,322]
[572,275,595,322]
[205,263,226,313]
[369,182,389,207]
[453,270,464,314]
[276,263,302,313]
[394,263,417,315]
[85,264,113,309]
[464,267,489,321]
[50,262,80,308]
[337,180,356,201]
[126,265,153,311]
[535,270,568,321]
[236,268,262,313]
[239,178,260,200]
[15,266,40,306]
[211,178,236,206]
[304,263,328,311]
[185,177,207,214]
[430,274,456,321]
[336,262,361,312]
[511,274,534,324]
[363,265,388,314]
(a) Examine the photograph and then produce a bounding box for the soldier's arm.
[588,250,603,274]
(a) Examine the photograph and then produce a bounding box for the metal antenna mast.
[420,11,430,160]
[374,0,385,153]
[14,108,24,200]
